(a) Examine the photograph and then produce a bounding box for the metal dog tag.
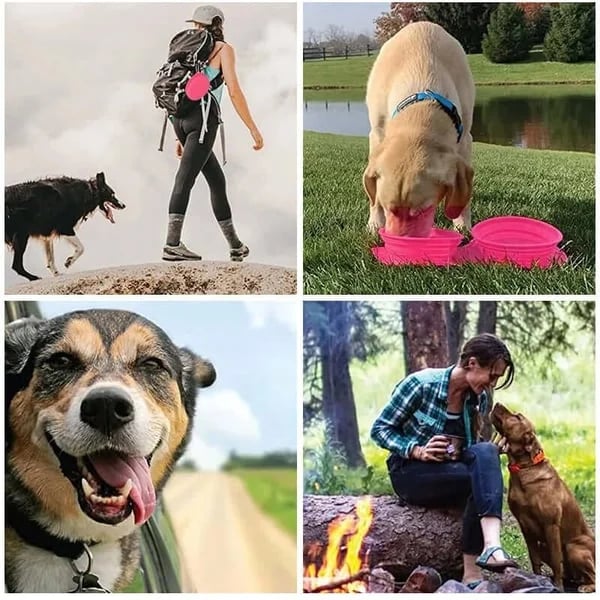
[69,544,110,593]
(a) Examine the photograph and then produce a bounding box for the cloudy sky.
[303,2,388,39]
[38,299,298,471]
[5,3,297,286]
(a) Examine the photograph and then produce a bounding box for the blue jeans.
[386,442,503,555]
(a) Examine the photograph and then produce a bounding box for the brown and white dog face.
[490,402,539,458]
[6,309,215,541]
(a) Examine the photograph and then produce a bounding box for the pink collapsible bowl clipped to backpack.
[185,72,210,101]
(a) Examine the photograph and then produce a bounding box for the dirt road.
[162,471,297,593]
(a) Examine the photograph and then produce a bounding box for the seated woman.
[371,333,518,589]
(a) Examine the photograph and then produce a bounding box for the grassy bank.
[233,468,297,536]
[304,50,595,89]
[304,132,594,295]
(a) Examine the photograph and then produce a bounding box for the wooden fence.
[303,45,378,61]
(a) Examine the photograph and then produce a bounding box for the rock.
[435,580,473,593]
[6,261,297,295]
[472,580,503,593]
[400,566,442,593]
[367,568,396,593]
[495,568,558,593]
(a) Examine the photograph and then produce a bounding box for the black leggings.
[168,101,232,221]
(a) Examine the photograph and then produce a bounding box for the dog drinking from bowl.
[363,22,474,238]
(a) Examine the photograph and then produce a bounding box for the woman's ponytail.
[207,16,224,41]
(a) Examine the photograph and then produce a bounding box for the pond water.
[304,85,595,153]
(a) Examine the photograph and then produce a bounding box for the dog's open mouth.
[46,432,156,526]
[101,200,125,224]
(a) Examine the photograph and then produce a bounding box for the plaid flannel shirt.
[371,366,489,458]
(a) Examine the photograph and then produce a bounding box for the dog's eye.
[139,357,166,372]
[46,352,78,369]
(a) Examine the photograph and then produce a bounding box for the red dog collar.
[508,450,545,473]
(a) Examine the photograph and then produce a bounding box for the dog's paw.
[64,257,74,269]
[578,584,595,593]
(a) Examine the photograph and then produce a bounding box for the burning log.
[304,495,464,581]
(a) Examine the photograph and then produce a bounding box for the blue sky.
[303,2,389,39]
[37,300,298,470]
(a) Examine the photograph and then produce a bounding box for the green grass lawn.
[303,132,595,295]
[304,50,595,89]
[233,468,297,536]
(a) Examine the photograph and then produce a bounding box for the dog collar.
[391,89,464,143]
[6,502,96,560]
[508,449,545,473]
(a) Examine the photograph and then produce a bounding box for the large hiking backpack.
[152,29,223,119]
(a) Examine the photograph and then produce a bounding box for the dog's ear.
[362,161,378,207]
[96,172,106,186]
[6,317,45,376]
[178,347,216,416]
[444,156,473,220]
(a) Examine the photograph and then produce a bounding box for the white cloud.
[244,301,298,332]
[195,388,261,440]
[179,436,228,471]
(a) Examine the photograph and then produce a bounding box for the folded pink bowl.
[378,227,462,266]
[470,216,563,268]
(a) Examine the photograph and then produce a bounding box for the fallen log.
[303,495,464,580]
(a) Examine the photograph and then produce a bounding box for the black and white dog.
[5,172,125,281]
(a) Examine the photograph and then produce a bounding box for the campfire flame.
[304,496,373,593]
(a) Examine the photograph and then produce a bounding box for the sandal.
[475,546,519,573]
[465,579,483,590]
[230,244,250,262]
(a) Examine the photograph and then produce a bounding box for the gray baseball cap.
[186,5,224,25]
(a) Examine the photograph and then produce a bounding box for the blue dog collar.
[391,89,464,143]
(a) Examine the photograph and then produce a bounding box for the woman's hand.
[250,127,264,151]
[412,435,450,462]
[175,140,183,160]
[492,432,510,454]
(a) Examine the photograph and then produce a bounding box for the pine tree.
[482,4,533,63]
[544,3,595,63]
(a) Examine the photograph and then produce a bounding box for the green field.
[304,328,595,572]
[233,468,297,536]
[303,132,595,295]
[304,50,595,89]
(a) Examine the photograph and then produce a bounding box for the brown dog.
[491,402,595,592]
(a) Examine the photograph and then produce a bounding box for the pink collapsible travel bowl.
[373,227,463,266]
[185,72,210,100]
[468,216,566,268]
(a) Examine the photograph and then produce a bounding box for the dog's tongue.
[102,203,115,224]
[89,454,156,525]
[385,205,436,237]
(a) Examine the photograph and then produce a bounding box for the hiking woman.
[371,333,519,589]
[163,5,263,262]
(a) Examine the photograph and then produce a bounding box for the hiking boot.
[230,244,250,262]
[162,243,202,261]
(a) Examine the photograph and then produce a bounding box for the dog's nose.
[80,387,134,435]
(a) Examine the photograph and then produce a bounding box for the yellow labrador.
[363,22,475,237]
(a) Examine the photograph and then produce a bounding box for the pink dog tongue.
[89,454,156,525]
[102,203,115,224]
[386,206,435,237]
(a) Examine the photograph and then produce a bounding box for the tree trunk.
[477,301,498,334]
[402,302,449,373]
[445,301,468,364]
[320,302,365,468]
[303,495,463,581]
